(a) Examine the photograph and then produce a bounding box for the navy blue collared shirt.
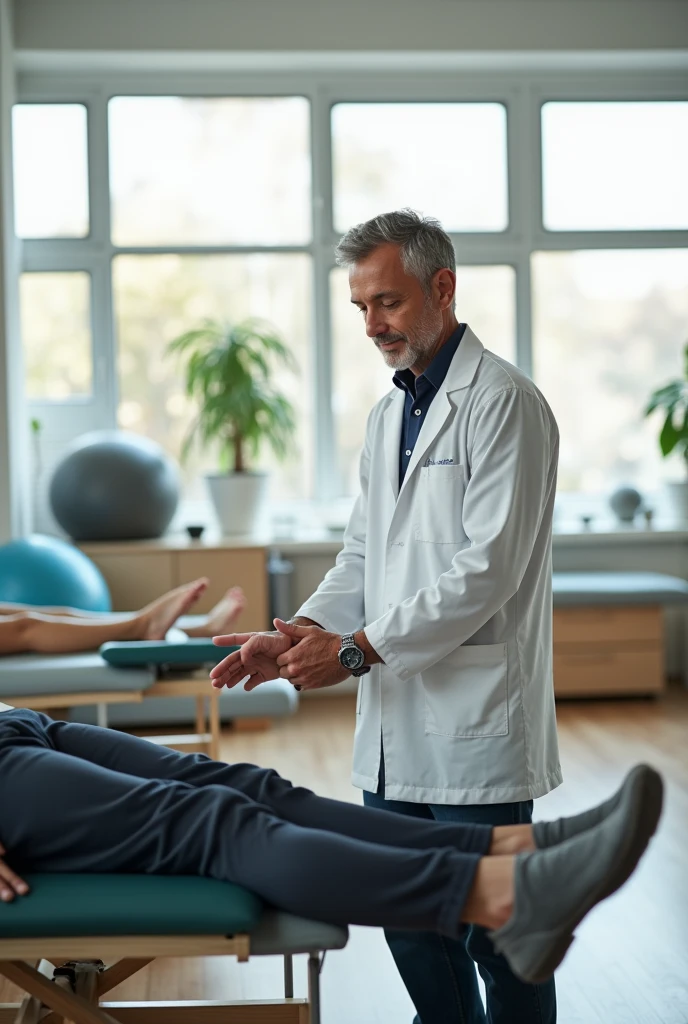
[393,324,466,488]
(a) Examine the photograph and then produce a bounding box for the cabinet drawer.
[553,606,662,645]
[553,645,664,697]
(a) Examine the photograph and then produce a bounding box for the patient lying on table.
[0,579,244,656]
[0,705,663,986]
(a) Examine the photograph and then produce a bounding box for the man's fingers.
[243,673,271,692]
[273,618,313,638]
[212,632,255,647]
[209,650,242,679]
[211,668,249,689]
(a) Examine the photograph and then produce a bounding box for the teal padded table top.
[552,572,688,606]
[100,639,239,667]
[0,875,262,938]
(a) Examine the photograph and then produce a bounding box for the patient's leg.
[0,580,208,654]
[0,723,486,937]
[41,715,502,856]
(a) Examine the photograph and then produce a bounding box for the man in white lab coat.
[212,209,561,1024]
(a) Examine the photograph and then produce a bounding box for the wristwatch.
[337,633,371,677]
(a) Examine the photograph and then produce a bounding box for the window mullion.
[311,85,337,502]
[89,89,118,429]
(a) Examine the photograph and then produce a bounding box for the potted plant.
[167,317,297,535]
[645,340,688,521]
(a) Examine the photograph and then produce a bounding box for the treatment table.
[0,874,348,1023]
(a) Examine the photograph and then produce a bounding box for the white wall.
[0,0,28,542]
[12,0,688,54]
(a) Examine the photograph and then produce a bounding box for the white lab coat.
[297,326,562,803]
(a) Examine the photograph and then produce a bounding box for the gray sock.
[532,764,653,848]
[491,764,663,984]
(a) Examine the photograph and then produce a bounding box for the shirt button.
[405,449,412,456]
[414,409,421,416]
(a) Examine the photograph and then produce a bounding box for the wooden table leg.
[209,688,220,761]
[195,696,206,741]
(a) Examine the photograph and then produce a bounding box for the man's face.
[349,243,444,372]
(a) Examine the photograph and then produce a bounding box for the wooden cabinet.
[553,605,665,697]
[80,540,270,633]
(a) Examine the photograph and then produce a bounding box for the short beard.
[375,298,444,371]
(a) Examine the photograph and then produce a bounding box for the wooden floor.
[2,690,687,1023]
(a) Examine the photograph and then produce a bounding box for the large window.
[109,96,311,246]
[14,74,688,509]
[13,104,89,239]
[332,102,508,233]
[105,94,314,501]
[541,102,688,232]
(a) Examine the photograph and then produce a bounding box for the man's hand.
[273,619,351,691]
[210,628,295,691]
[0,843,28,902]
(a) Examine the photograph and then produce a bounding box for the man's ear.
[434,267,456,310]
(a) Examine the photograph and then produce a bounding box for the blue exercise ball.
[0,534,112,612]
[49,430,180,541]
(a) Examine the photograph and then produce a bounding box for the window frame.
[15,64,688,501]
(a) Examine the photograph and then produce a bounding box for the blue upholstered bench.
[0,874,348,1023]
[551,572,688,697]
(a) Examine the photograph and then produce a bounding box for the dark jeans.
[364,756,557,1024]
[0,709,492,936]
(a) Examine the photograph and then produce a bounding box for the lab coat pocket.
[414,464,468,545]
[422,642,509,738]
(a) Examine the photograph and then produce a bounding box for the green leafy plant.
[167,317,298,473]
[645,342,688,465]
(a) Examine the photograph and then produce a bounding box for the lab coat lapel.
[383,389,405,499]
[397,391,454,501]
[397,326,485,501]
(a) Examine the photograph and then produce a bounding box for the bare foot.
[139,579,209,640]
[203,586,247,635]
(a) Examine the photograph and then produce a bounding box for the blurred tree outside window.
[533,249,688,492]
[20,272,93,400]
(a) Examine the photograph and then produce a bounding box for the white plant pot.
[205,472,269,535]
[664,480,688,523]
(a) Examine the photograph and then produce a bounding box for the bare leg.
[0,579,209,655]
[489,824,535,856]
[461,856,515,929]
[183,586,246,637]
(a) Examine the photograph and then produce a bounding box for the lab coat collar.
[382,325,484,500]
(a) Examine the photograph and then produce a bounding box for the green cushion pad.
[0,875,262,937]
[100,640,239,668]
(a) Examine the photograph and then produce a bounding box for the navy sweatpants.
[0,709,491,936]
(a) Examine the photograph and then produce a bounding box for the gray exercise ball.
[49,431,180,541]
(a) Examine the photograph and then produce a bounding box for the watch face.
[341,645,365,670]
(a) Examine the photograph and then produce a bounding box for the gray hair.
[335,209,456,307]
